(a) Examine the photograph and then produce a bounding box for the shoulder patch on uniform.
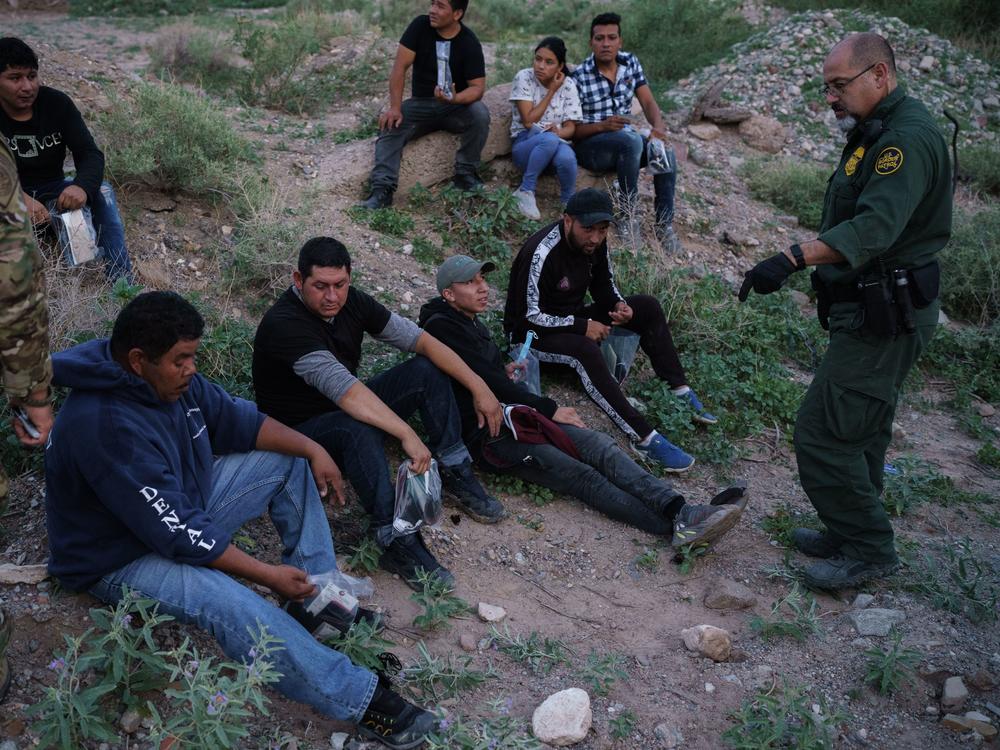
[875,146,903,175]
[844,145,866,176]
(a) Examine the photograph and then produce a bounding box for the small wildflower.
[118,613,133,628]
[184,660,200,678]
[437,717,452,731]
[500,697,513,715]
[247,647,257,661]
[206,690,229,715]
[47,657,66,673]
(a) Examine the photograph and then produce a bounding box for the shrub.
[962,144,1000,196]
[921,322,1000,404]
[743,158,829,230]
[939,207,1000,326]
[99,82,258,201]
[149,24,244,96]
[70,0,278,15]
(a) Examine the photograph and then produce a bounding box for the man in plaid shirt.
[571,12,680,252]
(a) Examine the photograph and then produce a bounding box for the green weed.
[742,158,829,230]
[410,237,445,268]
[349,206,416,238]
[750,584,820,642]
[72,0,277,16]
[149,24,243,95]
[411,569,470,630]
[401,641,495,702]
[197,316,257,400]
[343,537,382,576]
[863,631,921,695]
[723,681,845,749]
[325,620,396,675]
[900,539,998,623]
[977,442,1000,469]
[922,323,1000,406]
[609,709,638,740]
[575,650,628,696]
[939,207,1000,326]
[486,473,556,507]
[882,454,991,516]
[487,625,570,675]
[635,545,660,572]
[761,503,822,547]
[963,143,1000,196]
[426,698,542,749]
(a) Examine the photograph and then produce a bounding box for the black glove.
[737,253,797,301]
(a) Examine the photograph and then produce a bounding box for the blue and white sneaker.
[634,432,695,473]
[677,389,718,425]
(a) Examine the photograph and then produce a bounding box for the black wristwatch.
[789,243,806,271]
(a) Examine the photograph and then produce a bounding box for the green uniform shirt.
[816,86,952,289]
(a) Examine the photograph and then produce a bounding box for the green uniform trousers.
[793,300,938,564]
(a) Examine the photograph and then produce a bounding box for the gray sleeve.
[373,312,423,352]
[292,351,359,405]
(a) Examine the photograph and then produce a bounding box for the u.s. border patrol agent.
[1,141,53,702]
[738,32,952,590]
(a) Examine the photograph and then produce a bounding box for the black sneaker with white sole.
[439,460,507,524]
[359,683,437,749]
[380,533,455,591]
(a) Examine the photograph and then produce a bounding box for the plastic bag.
[436,41,453,99]
[601,328,641,385]
[390,459,443,540]
[48,204,99,267]
[645,138,675,175]
[508,344,542,396]
[303,568,375,638]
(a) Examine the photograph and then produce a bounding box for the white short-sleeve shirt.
[509,68,582,140]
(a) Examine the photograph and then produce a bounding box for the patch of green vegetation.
[348,206,416,238]
[898,538,998,623]
[401,642,495,702]
[487,625,570,675]
[410,569,470,630]
[331,114,380,144]
[742,158,829,230]
[882,454,991,517]
[939,207,1000,326]
[921,322,1000,406]
[609,709,638,740]
[149,24,244,95]
[750,583,821,641]
[723,682,845,749]
[863,631,920,695]
[761,503,822,547]
[962,143,1000,196]
[343,537,382,576]
[977,442,1000,469]
[71,0,281,16]
[197,315,257,400]
[485,472,556,506]
[575,650,628,696]
[426,698,542,750]
[100,81,258,199]
[325,620,396,675]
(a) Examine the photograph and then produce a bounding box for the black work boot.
[380,533,454,591]
[439,460,507,524]
[791,528,841,559]
[803,554,898,590]
[451,172,484,192]
[283,599,384,641]
[359,683,436,749]
[357,186,394,210]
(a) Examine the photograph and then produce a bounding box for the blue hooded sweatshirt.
[45,338,266,591]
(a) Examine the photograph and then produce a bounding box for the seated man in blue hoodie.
[45,291,435,750]
[418,255,747,549]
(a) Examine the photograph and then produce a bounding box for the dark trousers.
[484,424,683,535]
[295,356,470,544]
[369,97,491,191]
[534,294,686,440]
[793,301,938,564]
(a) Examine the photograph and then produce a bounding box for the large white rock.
[681,624,732,662]
[477,602,507,623]
[532,688,592,746]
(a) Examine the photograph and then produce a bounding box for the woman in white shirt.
[509,37,582,219]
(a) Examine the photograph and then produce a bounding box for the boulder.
[942,676,969,711]
[738,115,786,154]
[532,688,592,746]
[688,122,722,141]
[681,624,732,662]
[703,578,757,610]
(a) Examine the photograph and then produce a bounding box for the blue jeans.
[296,356,470,545]
[29,178,133,281]
[89,450,378,722]
[483,424,683,535]
[512,129,578,204]
[574,129,676,226]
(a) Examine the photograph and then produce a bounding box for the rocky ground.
[0,4,998,750]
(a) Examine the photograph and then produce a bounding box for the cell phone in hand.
[14,407,41,439]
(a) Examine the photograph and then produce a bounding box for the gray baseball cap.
[436,255,497,294]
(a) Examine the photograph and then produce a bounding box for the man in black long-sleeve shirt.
[419,254,747,548]
[0,37,132,281]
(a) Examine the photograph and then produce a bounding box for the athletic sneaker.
[514,189,541,220]
[283,599,383,641]
[676,389,718,425]
[634,432,695,473]
[803,555,899,590]
[359,683,437,749]
[671,503,742,548]
[439,461,507,524]
[791,528,841,559]
[380,533,455,591]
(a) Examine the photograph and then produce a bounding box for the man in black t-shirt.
[253,237,506,590]
[358,0,489,209]
[0,38,132,281]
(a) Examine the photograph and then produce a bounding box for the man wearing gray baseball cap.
[502,188,716,473]
[419,254,747,549]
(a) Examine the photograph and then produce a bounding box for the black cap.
[564,188,614,226]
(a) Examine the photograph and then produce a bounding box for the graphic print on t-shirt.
[1,131,63,159]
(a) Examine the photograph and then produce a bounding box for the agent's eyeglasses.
[820,63,876,97]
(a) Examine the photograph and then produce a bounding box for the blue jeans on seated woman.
[29,178,134,282]
[511,129,577,205]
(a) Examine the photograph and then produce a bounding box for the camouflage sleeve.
[0,144,52,401]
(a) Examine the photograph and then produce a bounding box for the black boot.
[439,460,506,524]
[359,683,436,749]
[380,533,454,591]
[451,172,484,192]
[283,599,384,640]
[358,186,394,210]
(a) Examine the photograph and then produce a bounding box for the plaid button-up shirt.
[571,51,648,124]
